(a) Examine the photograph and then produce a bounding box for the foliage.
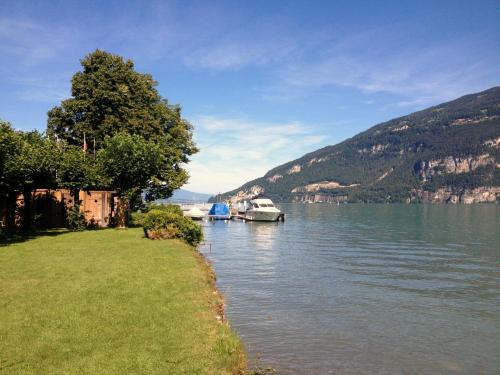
[145,203,184,216]
[47,49,198,201]
[56,144,101,197]
[3,130,58,193]
[0,121,19,229]
[0,121,18,193]
[0,123,99,231]
[129,210,146,227]
[143,209,203,246]
[97,133,164,195]
[97,132,164,227]
[0,127,58,230]
[66,205,87,231]
[216,87,500,203]
[0,228,246,374]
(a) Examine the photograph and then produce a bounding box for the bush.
[66,206,86,231]
[86,215,99,230]
[129,211,146,227]
[145,203,183,216]
[130,203,181,227]
[143,209,203,246]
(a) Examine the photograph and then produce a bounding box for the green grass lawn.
[0,228,246,374]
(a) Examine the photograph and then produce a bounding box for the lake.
[198,204,500,374]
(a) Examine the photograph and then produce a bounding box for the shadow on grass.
[0,226,137,247]
[0,229,70,247]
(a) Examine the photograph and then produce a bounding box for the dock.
[178,203,285,222]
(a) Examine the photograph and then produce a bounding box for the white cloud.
[183,116,328,194]
[0,17,78,103]
[279,36,500,107]
[184,37,297,70]
[0,18,72,65]
[11,75,70,103]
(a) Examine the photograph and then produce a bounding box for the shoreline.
[193,246,248,372]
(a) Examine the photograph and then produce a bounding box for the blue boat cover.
[208,203,230,216]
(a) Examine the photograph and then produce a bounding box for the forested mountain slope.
[213,87,500,203]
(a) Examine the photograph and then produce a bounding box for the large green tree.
[97,133,164,227]
[47,49,198,199]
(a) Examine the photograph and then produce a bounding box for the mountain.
[167,189,211,203]
[213,87,500,204]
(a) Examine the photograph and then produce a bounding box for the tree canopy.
[0,121,17,196]
[97,133,164,227]
[0,123,58,230]
[47,49,198,200]
[56,144,101,203]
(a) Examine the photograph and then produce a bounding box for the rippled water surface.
[199,204,500,374]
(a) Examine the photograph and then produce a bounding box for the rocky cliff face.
[414,154,496,181]
[223,185,264,203]
[291,181,359,193]
[410,187,500,204]
[292,193,348,203]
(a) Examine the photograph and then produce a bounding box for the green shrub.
[129,203,181,227]
[145,203,183,216]
[173,215,205,246]
[66,206,86,231]
[86,215,99,230]
[143,209,203,246]
[129,211,146,227]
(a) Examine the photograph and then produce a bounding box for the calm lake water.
[199,204,500,374]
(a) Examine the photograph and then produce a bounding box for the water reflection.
[248,222,279,251]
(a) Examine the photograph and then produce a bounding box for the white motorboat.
[244,198,282,222]
[185,206,205,220]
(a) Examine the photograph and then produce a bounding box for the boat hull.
[185,207,206,220]
[244,210,281,222]
[188,215,205,221]
[208,215,231,220]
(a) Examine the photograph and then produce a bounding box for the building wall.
[79,190,117,227]
[12,189,118,228]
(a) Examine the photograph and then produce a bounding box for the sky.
[1,0,499,194]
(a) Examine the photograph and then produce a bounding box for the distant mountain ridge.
[213,87,500,203]
[167,189,211,203]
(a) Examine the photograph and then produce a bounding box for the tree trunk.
[3,193,18,232]
[116,197,129,228]
[21,189,33,232]
[71,189,81,208]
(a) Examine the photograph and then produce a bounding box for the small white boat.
[185,206,205,220]
[244,198,282,222]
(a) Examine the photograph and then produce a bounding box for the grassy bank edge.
[0,228,248,374]
[191,244,248,374]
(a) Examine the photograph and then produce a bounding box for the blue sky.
[1,0,499,193]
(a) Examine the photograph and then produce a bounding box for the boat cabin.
[250,198,276,208]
